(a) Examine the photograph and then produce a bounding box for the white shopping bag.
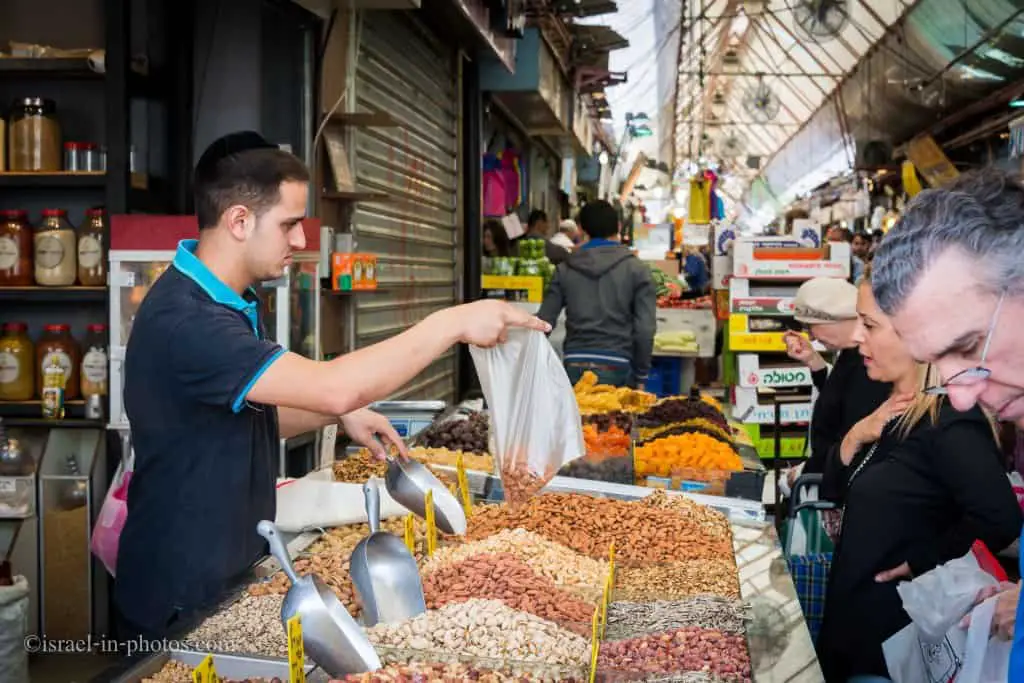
[883,551,1008,683]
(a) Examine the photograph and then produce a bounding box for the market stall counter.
[91,468,821,683]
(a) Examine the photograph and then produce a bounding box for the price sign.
[455,452,472,517]
[404,513,416,554]
[589,608,600,683]
[424,489,437,557]
[192,654,220,683]
[287,615,306,683]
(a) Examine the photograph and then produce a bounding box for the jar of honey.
[36,324,80,401]
[78,208,106,286]
[0,322,34,400]
[0,210,32,286]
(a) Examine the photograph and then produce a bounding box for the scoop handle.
[256,520,300,585]
[364,477,381,534]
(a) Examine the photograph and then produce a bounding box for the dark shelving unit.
[0,286,108,303]
[0,172,107,188]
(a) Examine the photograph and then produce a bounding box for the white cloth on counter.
[274,473,410,532]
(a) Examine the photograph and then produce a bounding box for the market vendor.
[871,168,1024,677]
[115,131,549,641]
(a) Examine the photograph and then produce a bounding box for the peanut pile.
[467,494,733,566]
[599,627,751,681]
[366,598,590,665]
[142,661,283,683]
[420,528,608,600]
[249,551,362,617]
[422,552,596,635]
[640,491,733,543]
[615,560,740,602]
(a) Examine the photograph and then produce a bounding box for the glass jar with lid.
[0,322,35,401]
[34,209,77,287]
[0,210,32,286]
[78,208,106,286]
[80,323,107,398]
[8,97,61,172]
[36,324,80,401]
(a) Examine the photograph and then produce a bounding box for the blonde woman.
[815,267,1021,683]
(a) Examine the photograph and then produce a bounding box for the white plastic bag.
[274,475,417,532]
[469,328,585,504]
[0,577,29,683]
[883,551,1007,683]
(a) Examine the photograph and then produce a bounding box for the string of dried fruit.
[466,493,734,566]
[638,398,729,430]
[635,433,743,478]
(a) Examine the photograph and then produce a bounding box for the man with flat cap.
[114,132,549,640]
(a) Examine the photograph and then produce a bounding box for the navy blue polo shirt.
[115,239,284,635]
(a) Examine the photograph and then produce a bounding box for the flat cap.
[793,277,858,324]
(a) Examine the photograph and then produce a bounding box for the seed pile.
[615,560,740,602]
[466,494,734,566]
[420,528,608,599]
[331,663,584,682]
[606,598,750,640]
[142,661,283,683]
[421,553,596,634]
[599,627,751,681]
[366,599,589,665]
[641,491,732,543]
[332,454,388,483]
[184,594,289,658]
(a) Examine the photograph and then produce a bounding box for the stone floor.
[29,652,117,682]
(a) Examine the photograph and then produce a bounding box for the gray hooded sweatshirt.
[538,245,657,379]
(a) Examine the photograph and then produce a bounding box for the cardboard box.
[331,253,378,291]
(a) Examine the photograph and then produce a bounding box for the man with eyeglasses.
[870,168,1024,676]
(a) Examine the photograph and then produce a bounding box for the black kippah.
[195,131,276,175]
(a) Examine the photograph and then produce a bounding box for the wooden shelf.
[0,172,106,188]
[322,189,390,202]
[328,111,399,127]
[0,286,107,303]
[0,57,102,78]
[0,399,95,422]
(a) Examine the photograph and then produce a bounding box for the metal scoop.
[256,520,381,676]
[349,477,427,627]
[385,456,467,535]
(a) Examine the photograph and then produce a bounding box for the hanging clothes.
[483,153,506,218]
[689,178,711,224]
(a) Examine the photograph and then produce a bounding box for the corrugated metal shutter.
[353,11,460,402]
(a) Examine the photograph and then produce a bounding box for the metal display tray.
[107,649,327,682]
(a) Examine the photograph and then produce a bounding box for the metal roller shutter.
[353,11,460,402]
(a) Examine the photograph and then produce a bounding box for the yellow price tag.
[609,542,616,575]
[425,489,437,557]
[192,654,220,683]
[589,608,600,683]
[455,452,472,517]
[600,573,611,638]
[287,615,306,683]
[403,513,415,554]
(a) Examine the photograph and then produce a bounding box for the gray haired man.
[871,167,1024,670]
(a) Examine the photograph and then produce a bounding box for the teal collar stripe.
[172,239,260,334]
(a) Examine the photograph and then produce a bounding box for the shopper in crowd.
[851,232,872,263]
[870,168,1024,672]
[482,219,512,258]
[781,278,890,491]
[115,131,549,641]
[826,225,864,284]
[680,245,710,296]
[538,199,655,388]
[815,266,1020,683]
[550,218,579,251]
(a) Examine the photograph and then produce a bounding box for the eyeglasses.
[924,292,1005,396]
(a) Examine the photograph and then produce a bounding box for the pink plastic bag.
[90,459,133,577]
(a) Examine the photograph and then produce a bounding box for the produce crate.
[644,357,683,397]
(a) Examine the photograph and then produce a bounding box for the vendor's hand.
[449,300,551,347]
[875,562,912,583]
[783,331,826,372]
[840,393,914,464]
[339,408,407,461]
[961,581,1019,639]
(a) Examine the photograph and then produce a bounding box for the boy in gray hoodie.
[538,200,656,388]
